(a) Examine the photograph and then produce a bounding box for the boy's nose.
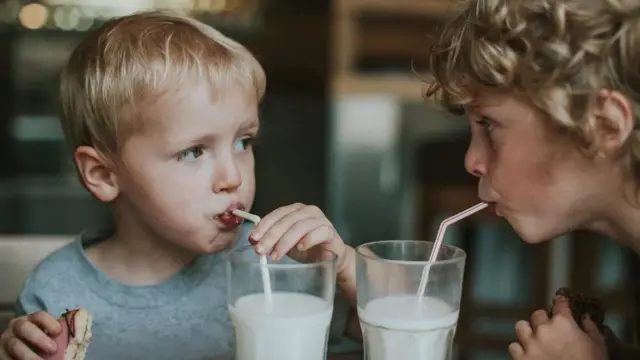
[213,158,242,193]
[464,140,487,178]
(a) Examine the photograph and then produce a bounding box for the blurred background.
[0,0,638,359]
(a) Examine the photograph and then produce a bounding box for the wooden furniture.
[331,0,457,101]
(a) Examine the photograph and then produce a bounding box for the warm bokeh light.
[18,3,49,30]
[10,0,260,31]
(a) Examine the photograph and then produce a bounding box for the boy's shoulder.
[26,224,253,288]
[30,239,82,280]
[18,225,253,316]
[27,229,104,286]
[17,230,108,316]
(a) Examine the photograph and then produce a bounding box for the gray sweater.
[15,225,348,360]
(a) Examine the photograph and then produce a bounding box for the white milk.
[358,295,459,360]
[229,292,333,360]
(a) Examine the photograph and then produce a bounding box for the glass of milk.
[226,245,337,360]
[356,240,466,360]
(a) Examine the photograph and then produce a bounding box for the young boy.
[425,0,640,359]
[0,11,358,360]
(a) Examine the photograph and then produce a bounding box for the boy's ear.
[74,146,120,202]
[591,89,634,157]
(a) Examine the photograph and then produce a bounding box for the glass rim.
[224,244,339,269]
[355,240,466,266]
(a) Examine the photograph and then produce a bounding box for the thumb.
[582,316,606,348]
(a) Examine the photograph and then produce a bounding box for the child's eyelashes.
[475,116,495,136]
[233,135,255,153]
[177,145,204,162]
[176,135,257,162]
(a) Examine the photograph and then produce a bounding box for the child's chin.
[512,221,557,244]
[199,235,236,253]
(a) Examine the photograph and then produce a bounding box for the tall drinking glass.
[226,245,337,360]
[356,240,466,360]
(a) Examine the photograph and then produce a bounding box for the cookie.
[547,287,606,333]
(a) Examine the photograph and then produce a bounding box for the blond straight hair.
[59,10,266,157]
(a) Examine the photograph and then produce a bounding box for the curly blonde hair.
[426,0,640,163]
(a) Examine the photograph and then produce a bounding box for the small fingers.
[254,205,323,257]
[530,309,549,330]
[508,341,525,359]
[250,203,305,242]
[0,345,13,360]
[582,316,606,348]
[295,225,335,252]
[514,320,533,344]
[272,218,329,260]
[27,312,60,336]
[254,211,308,256]
[0,331,13,360]
[11,318,56,354]
[4,335,43,360]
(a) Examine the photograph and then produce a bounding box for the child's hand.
[508,296,607,360]
[0,312,60,360]
[250,203,348,273]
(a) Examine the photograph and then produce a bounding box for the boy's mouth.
[214,203,245,229]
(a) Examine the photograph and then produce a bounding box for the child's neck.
[85,225,198,286]
[587,180,640,255]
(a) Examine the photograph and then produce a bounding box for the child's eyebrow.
[239,117,259,131]
[181,133,217,145]
[468,97,504,111]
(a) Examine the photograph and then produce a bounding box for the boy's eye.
[233,136,254,152]
[177,146,204,162]
[475,116,495,136]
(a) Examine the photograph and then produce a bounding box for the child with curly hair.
[426,0,640,359]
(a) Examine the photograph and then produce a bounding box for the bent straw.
[416,202,488,306]
[232,209,273,308]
